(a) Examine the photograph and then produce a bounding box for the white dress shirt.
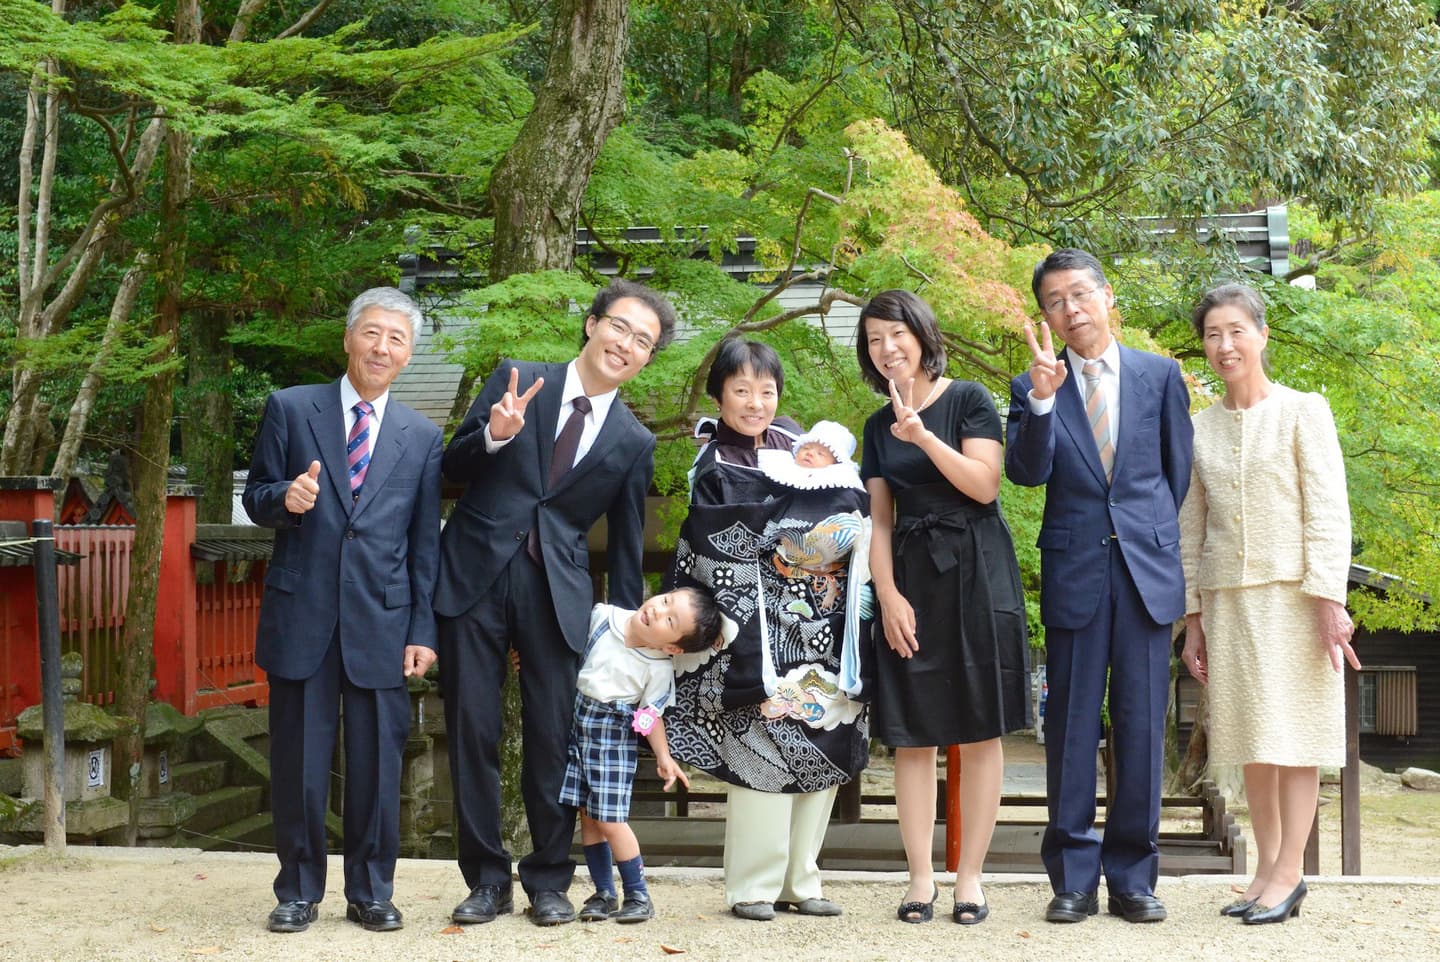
[340,375,390,447]
[484,360,617,466]
[1027,336,1121,452]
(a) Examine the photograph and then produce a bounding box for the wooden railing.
[0,482,270,748]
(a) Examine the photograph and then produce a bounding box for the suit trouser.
[269,632,409,904]
[439,549,581,895]
[1039,541,1171,896]
[723,784,838,906]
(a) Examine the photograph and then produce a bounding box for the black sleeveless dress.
[860,380,1031,746]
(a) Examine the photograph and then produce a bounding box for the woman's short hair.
[855,290,947,394]
[705,338,785,401]
[1191,283,1267,339]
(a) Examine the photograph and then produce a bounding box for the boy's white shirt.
[578,604,675,713]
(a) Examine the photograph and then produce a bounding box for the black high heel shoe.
[1220,897,1258,918]
[1242,880,1307,925]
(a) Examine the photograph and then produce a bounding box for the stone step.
[186,785,263,836]
[169,760,226,797]
[186,811,274,853]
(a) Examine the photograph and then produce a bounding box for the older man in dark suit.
[435,279,676,927]
[1006,249,1193,925]
[244,287,443,934]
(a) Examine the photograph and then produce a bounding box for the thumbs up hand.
[285,460,322,514]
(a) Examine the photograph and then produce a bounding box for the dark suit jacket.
[433,360,655,652]
[243,381,443,689]
[1005,345,1193,629]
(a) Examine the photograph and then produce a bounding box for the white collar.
[562,360,617,424]
[340,375,389,423]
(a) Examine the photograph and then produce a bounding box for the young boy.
[560,587,724,923]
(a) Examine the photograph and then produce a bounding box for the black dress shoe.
[1221,897,1258,918]
[268,900,319,933]
[346,900,403,932]
[1045,891,1099,923]
[1107,892,1167,923]
[452,883,514,924]
[579,891,619,922]
[614,891,655,924]
[1243,879,1306,925]
[529,889,576,926]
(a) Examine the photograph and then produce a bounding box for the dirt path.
[4,845,1438,962]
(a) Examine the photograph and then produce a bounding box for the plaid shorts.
[558,693,640,823]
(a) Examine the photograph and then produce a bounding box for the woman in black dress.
[858,290,1030,924]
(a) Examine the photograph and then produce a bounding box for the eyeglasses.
[1041,287,1102,315]
[599,314,657,354]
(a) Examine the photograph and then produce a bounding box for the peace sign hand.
[1023,320,1067,400]
[888,378,933,446]
[489,367,545,442]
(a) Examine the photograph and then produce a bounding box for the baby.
[757,420,864,490]
[559,587,723,923]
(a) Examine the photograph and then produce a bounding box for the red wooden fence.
[0,483,269,750]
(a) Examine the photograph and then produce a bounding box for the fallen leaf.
[1229,883,1246,894]
[1017,930,1032,938]
[1392,898,1404,906]
[149,923,168,933]
[614,937,635,944]
[188,948,220,956]
[660,945,686,955]
[193,873,208,881]
[1350,919,1376,925]
[439,925,464,935]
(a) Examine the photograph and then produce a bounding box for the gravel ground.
[3,845,1437,962]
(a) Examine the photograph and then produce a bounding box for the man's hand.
[284,461,322,514]
[403,645,437,678]
[488,367,545,442]
[656,755,690,791]
[1023,320,1068,401]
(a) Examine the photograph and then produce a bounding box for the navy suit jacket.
[1006,345,1193,629]
[243,380,443,689]
[433,360,654,652]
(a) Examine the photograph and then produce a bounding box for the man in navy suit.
[244,287,443,934]
[435,279,676,927]
[1006,249,1192,924]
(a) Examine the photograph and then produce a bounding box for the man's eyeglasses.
[1041,287,1102,315]
[599,314,657,354]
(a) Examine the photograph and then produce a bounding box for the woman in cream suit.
[1179,284,1360,926]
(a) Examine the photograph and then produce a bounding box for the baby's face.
[794,443,837,468]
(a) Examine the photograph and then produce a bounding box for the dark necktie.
[528,395,592,563]
[347,400,373,499]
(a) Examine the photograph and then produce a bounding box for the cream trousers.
[723,783,838,906]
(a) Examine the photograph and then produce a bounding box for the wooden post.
[945,744,961,872]
[1303,808,1320,875]
[1341,663,1361,874]
[32,518,66,852]
[151,487,199,713]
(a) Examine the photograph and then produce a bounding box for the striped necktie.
[1082,360,1114,483]
[348,400,373,498]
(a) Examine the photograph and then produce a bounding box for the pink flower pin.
[631,706,660,736]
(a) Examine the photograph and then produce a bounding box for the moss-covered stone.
[16,701,134,745]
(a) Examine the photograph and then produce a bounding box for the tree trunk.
[487,0,629,280]
[112,0,198,844]
[52,255,150,482]
[180,307,235,524]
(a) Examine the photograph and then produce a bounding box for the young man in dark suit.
[1006,249,1193,925]
[434,279,677,927]
[244,287,443,934]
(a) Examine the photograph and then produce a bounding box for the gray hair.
[346,287,424,344]
[1190,283,1267,339]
